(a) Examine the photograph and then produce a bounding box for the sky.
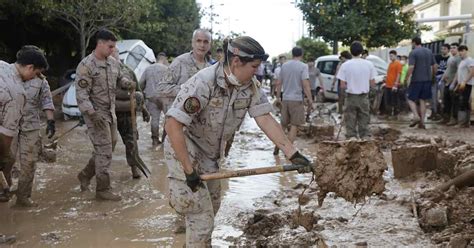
[196,0,307,59]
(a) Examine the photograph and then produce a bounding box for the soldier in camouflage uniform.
[0,48,48,203]
[75,30,132,201]
[112,48,150,179]
[164,36,313,246]
[156,29,212,142]
[9,46,56,207]
[139,59,168,145]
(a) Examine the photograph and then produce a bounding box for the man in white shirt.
[454,45,473,127]
[336,41,377,139]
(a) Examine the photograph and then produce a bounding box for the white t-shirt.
[336,58,377,94]
[457,57,474,85]
[274,66,281,80]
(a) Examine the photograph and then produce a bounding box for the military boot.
[77,172,90,192]
[15,197,38,207]
[131,166,141,179]
[96,191,122,201]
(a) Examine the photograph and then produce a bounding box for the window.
[317,60,338,75]
[125,45,146,70]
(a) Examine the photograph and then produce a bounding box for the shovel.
[130,90,151,178]
[200,164,309,181]
[44,119,84,149]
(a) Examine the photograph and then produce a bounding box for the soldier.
[112,48,150,178]
[10,46,55,207]
[0,48,49,203]
[164,36,313,246]
[139,55,168,146]
[156,28,212,142]
[75,30,132,201]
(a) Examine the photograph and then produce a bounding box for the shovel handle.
[0,171,9,192]
[200,164,306,181]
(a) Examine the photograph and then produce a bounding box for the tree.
[39,0,152,58]
[122,0,200,57]
[296,37,330,61]
[299,0,425,54]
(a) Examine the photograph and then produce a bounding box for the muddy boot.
[77,172,90,192]
[15,197,38,208]
[0,234,16,244]
[446,118,458,126]
[96,191,122,201]
[131,166,141,179]
[0,192,9,202]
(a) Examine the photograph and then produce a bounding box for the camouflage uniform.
[165,62,273,246]
[10,76,54,199]
[139,63,168,143]
[0,61,26,189]
[75,53,128,192]
[115,63,145,171]
[156,52,210,114]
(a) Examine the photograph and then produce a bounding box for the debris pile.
[314,140,387,205]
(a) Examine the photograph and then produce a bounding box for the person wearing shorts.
[405,37,437,129]
[275,47,313,155]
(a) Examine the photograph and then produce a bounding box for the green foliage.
[210,31,242,55]
[295,37,331,61]
[299,0,427,53]
[121,0,200,57]
[38,0,152,58]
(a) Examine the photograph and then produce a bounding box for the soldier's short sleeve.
[166,77,210,126]
[40,79,55,111]
[248,87,273,118]
[0,86,18,137]
[157,59,182,97]
[74,62,94,114]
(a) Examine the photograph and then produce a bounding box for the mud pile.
[314,140,387,205]
[372,127,402,148]
[233,187,329,247]
[417,187,474,246]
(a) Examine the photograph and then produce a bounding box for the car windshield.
[367,56,388,76]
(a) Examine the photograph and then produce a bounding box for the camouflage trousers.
[145,97,163,141]
[80,117,117,192]
[10,130,41,198]
[168,178,221,247]
[344,93,370,139]
[116,111,140,168]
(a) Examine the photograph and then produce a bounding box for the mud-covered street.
[1,100,473,247]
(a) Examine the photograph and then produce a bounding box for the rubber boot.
[15,197,38,208]
[96,191,122,201]
[77,172,90,192]
[457,111,469,128]
[131,166,141,179]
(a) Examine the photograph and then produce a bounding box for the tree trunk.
[332,39,338,55]
[80,20,86,59]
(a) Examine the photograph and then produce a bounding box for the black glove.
[46,119,56,139]
[290,151,313,174]
[185,168,203,192]
[78,116,85,126]
[89,112,106,129]
[142,108,151,122]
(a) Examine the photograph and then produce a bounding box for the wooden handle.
[0,171,9,192]
[200,164,307,181]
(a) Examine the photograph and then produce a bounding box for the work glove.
[185,168,204,192]
[46,119,56,139]
[290,151,314,174]
[78,116,85,126]
[89,112,106,129]
[142,108,151,122]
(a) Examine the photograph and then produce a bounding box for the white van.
[62,40,155,119]
[315,55,388,101]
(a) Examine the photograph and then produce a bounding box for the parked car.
[315,55,388,101]
[62,39,155,119]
